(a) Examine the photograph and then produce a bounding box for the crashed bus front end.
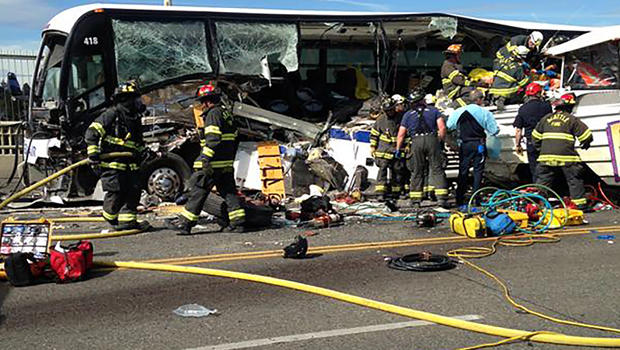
[25,4,598,205]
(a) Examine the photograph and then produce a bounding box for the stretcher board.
[257,141,286,202]
[606,120,620,182]
[0,218,52,256]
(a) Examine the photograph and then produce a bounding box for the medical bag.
[449,212,487,238]
[49,241,93,282]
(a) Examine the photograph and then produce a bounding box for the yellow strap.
[104,136,139,150]
[102,211,118,221]
[495,70,518,83]
[211,160,234,168]
[448,70,460,80]
[370,128,380,136]
[447,86,461,99]
[221,133,237,141]
[202,146,215,157]
[532,130,543,140]
[205,125,222,135]
[181,208,199,222]
[87,145,100,155]
[374,152,394,160]
[228,209,246,220]
[118,213,137,222]
[193,161,203,169]
[89,122,105,136]
[540,132,575,141]
[456,98,467,107]
[538,154,581,163]
[100,162,127,170]
[577,129,592,142]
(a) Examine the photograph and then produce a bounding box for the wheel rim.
[147,167,181,201]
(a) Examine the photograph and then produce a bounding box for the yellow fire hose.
[0,152,133,210]
[96,260,620,348]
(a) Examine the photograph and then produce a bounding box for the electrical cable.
[387,252,455,272]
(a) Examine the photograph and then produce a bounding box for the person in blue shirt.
[396,90,449,208]
[513,82,552,182]
[447,89,500,207]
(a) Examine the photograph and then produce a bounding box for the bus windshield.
[34,33,66,105]
[564,41,620,89]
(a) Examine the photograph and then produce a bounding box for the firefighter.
[370,94,405,201]
[490,45,531,111]
[513,82,552,182]
[85,80,151,231]
[447,89,500,208]
[441,44,475,108]
[533,93,593,209]
[167,82,246,234]
[491,31,543,111]
[396,89,449,208]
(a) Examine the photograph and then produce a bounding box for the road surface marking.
[188,314,482,350]
[141,225,613,266]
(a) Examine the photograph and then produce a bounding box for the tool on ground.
[282,235,308,259]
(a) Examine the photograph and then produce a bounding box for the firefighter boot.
[165,217,194,235]
[115,220,152,232]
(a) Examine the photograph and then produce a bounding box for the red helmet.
[525,83,542,96]
[553,93,577,107]
[196,81,220,100]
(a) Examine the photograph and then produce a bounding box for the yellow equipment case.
[449,212,488,238]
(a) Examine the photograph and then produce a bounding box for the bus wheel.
[142,153,191,202]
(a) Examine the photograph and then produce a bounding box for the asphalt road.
[1,209,619,350]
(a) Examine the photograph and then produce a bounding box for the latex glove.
[522,62,531,70]
[88,153,100,165]
[393,150,403,159]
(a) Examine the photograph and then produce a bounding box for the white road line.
[189,314,482,350]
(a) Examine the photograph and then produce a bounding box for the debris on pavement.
[173,304,219,318]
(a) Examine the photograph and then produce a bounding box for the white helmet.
[391,94,406,105]
[529,31,543,48]
[516,45,530,58]
[424,94,436,105]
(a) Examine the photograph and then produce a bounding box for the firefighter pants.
[181,167,246,228]
[536,162,587,207]
[408,134,448,203]
[456,140,486,206]
[100,169,141,226]
[375,158,403,196]
[451,87,475,108]
[526,138,539,182]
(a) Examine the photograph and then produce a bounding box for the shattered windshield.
[215,21,299,76]
[35,35,66,103]
[112,19,212,86]
[564,41,620,89]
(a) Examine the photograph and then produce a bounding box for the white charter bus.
[28,4,599,201]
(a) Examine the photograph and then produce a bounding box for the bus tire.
[141,152,192,202]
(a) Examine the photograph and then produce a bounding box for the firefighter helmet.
[407,89,425,104]
[195,81,220,101]
[444,44,463,55]
[529,31,543,48]
[525,82,542,96]
[113,80,140,99]
[382,94,405,110]
[553,93,577,107]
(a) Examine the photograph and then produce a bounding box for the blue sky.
[1,0,619,52]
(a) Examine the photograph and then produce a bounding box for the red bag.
[49,241,93,282]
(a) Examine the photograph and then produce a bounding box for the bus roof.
[545,25,620,56]
[44,3,592,36]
